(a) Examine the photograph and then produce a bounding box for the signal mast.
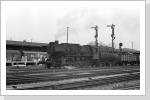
[107,24,115,53]
[91,25,99,52]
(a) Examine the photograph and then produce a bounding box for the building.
[6,40,48,52]
[6,40,48,65]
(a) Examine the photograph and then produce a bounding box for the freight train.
[6,41,140,68]
[44,41,140,68]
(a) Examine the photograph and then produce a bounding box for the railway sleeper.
[14,73,139,90]
[53,73,140,90]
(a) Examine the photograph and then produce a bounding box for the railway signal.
[119,43,123,54]
[107,24,115,53]
[91,25,99,52]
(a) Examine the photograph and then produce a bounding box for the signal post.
[107,24,115,53]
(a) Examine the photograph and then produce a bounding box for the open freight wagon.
[92,52,140,67]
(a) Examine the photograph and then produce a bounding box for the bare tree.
[87,41,107,46]
[107,42,117,48]
[87,41,95,46]
[99,42,106,46]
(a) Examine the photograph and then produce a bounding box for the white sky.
[5,1,142,50]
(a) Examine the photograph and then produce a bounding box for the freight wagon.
[118,52,140,66]
[92,52,140,67]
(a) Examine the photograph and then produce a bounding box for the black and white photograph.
[1,1,145,95]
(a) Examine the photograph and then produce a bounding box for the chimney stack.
[55,40,59,44]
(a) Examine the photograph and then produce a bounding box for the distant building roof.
[22,51,47,54]
[6,50,20,53]
[6,40,48,47]
[114,48,140,53]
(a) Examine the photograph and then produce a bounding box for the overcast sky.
[5,1,142,50]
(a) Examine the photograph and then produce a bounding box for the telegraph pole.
[91,25,99,52]
[107,24,115,53]
[66,27,69,66]
[67,27,69,44]
[132,42,133,52]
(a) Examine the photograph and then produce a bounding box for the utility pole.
[66,27,69,66]
[67,27,69,44]
[31,39,33,43]
[107,24,115,53]
[91,25,99,52]
[132,42,133,52]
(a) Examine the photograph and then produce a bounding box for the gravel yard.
[6,77,90,90]
[76,80,140,90]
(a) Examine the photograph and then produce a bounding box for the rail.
[6,70,139,85]
[9,72,140,90]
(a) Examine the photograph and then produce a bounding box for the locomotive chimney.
[55,40,59,44]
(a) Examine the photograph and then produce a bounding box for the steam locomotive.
[45,41,140,68]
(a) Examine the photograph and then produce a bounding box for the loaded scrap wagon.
[118,51,140,65]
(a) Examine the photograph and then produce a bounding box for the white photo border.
[1,0,145,95]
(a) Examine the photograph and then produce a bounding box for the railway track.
[11,72,140,90]
[6,69,139,85]
[7,66,140,76]
[116,86,140,90]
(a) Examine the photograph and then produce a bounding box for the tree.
[87,41,95,46]
[107,42,117,48]
[98,42,106,46]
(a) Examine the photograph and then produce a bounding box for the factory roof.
[6,40,48,47]
[114,48,140,53]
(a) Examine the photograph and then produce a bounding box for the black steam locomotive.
[44,41,140,68]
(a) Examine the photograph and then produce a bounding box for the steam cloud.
[54,7,106,40]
